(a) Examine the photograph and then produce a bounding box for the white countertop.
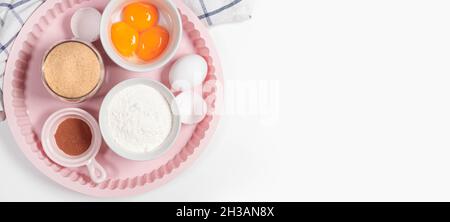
[3,0,450,201]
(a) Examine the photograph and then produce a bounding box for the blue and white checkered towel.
[187,0,252,26]
[0,0,252,121]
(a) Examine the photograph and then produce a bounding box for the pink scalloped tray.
[3,0,222,197]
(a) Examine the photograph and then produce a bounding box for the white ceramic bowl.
[99,78,181,161]
[100,0,182,72]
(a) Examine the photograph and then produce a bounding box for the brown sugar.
[54,118,92,156]
[43,41,101,99]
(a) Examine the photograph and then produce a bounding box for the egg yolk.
[111,22,139,57]
[122,3,158,32]
[136,26,169,61]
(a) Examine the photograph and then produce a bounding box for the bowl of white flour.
[99,78,181,161]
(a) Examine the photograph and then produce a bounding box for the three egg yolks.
[111,3,169,61]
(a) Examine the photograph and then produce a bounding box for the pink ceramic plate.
[3,0,222,197]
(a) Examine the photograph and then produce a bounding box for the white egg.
[169,54,208,92]
[71,7,102,43]
[173,92,207,125]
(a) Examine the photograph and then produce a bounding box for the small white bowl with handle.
[41,108,107,184]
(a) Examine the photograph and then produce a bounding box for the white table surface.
[3,0,450,201]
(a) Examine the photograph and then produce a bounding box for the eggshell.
[169,54,207,91]
[173,92,207,125]
[71,7,102,43]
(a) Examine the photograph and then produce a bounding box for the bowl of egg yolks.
[100,0,182,72]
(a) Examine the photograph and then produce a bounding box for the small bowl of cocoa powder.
[41,108,107,183]
[42,40,105,103]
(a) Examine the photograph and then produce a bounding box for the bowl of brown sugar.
[42,40,105,102]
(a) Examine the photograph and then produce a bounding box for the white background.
[3,0,450,201]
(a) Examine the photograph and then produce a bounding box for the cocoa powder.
[55,118,92,156]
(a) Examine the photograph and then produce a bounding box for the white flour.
[108,84,173,153]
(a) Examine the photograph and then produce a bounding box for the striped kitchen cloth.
[0,0,252,120]
[186,0,252,26]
